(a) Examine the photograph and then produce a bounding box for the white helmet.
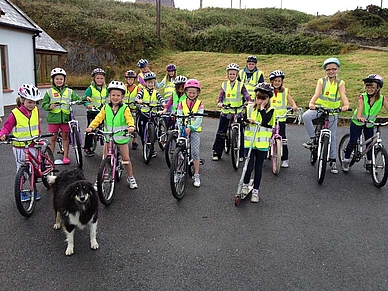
[108,80,126,94]
[226,63,240,72]
[50,67,66,77]
[174,75,187,85]
[18,84,42,101]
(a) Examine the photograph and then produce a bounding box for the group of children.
[1,55,388,204]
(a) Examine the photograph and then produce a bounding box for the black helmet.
[254,82,274,97]
[246,55,257,64]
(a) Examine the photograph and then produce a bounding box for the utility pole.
[231,0,232,8]
[200,0,202,8]
[156,0,161,41]
[239,0,241,9]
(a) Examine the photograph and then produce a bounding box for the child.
[241,83,275,203]
[83,68,108,157]
[85,81,138,189]
[176,79,204,187]
[269,70,298,168]
[0,84,43,200]
[162,75,187,114]
[342,74,388,172]
[137,59,151,88]
[135,72,165,157]
[212,63,252,161]
[158,64,177,99]
[238,55,265,100]
[124,70,141,149]
[42,68,81,165]
[302,57,349,174]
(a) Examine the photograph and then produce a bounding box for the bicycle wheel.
[143,123,155,164]
[91,134,98,152]
[231,127,240,170]
[157,118,168,151]
[165,131,177,168]
[71,126,83,169]
[310,145,318,165]
[14,165,36,217]
[41,147,56,189]
[372,146,388,188]
[97,157,115,205]
[170,146,187,200]
[272,138,282,175]
[317,135,329,184]
[338,133,356,167]
[115,150,123,182]
[224,130,231,154]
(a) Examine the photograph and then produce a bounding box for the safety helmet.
[166,64,177,72]
[125,70,137,78]
[322,57,340,69]
[174,75,187,85]
[246,55,257,64]
[363,74,384,88]
[184,79,201,91]
[107,81,126,94]
[226,63,240,72]
[143,72,157,81]
[137,58,149,68]
[269,70,285,80]
[254,82,274,98]
[18,84,42,101]
[91,68,106,77]
[50,67,66,77]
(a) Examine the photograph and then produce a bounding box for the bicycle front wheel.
[224,130,231,154]
[372,146,388,188]
[165,132,177,168]
[115,150,123,182]
[14,166,36,217]
[272,138,282,175]
[317,135,329,184]
[338,133,356,167]
[97,157,116,205]
[143,123,155,164]
[41,147,56,189]
[158,118,168,151]
[231,127,240,170]
[71,126,83,169]
[170,146,188,200]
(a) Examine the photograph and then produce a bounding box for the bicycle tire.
[338,133,356,167]
[317,135,329,184]
[158,118,168,151]
[372,146,388,188]
[143,123,155,164]
[115,150,123,182]
[57,132,64,154]
[91,134,98,152]
[72,126,83,169]
[165,132,177,168]
[41,147,55,189]
[170,146,187,200]
[272,138,282,175]
[14,165,36,217]
[97,157,115,205]
[224,130,231,154]
[310,146,318,165]
[231,127,240,170]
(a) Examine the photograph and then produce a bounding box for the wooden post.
[156,0,161,41]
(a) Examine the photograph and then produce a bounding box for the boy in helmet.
[86,81,138,189]
[341,74,388,172]
[237,55,265,100]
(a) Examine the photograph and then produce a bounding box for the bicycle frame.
[355,121,388,163]
[68,101,83,148]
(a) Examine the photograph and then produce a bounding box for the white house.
[0,0,66,117]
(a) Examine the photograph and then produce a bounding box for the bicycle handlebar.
[305,106,352,113]
[366,120,388,127]
[3,133,54,143]
[173,113,208,118]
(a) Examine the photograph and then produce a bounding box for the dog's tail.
[46,175,57,185]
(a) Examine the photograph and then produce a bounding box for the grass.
[67,49,388,116]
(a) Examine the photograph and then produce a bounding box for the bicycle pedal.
[200,158,205,165]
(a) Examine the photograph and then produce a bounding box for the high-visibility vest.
[315,78,341,109]
[244,104,274,149]
[238,69,263,99]
[124,84,139,110]
[162,76,175,99]
[352,93,384,128]
[181,99,202,132]
[140,89,159,113]
[12,107,39,147]
[47,87,71,114]
[221,81,244,114]
[172,92,187,113]
[104,104,130,144]
[271,88,288,122]
[89,85,107,108]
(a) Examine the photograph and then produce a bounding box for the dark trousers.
[243,149,267,189]
[212,115,244,158]
[279,121,289,161]
[84,111,98,150]
[345,122,374,161]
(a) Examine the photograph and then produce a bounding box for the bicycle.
[338,120,388,187]
[164,113,178,168]
[170,112,207,200]
[90,128,129,205]
[221,104,246,170]
[1,133,55,217]
[306,106,350,184]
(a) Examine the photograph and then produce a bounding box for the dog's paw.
[53,223,61,230]
[91,240,99,250]
[65,246,74,256]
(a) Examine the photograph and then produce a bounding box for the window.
[36,52,62,85]
[0,45,8,89]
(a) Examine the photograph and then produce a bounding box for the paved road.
[1,104,388,291]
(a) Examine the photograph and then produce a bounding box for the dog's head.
[65,180,96,212]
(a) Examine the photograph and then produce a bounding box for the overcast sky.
[122,0,387,16]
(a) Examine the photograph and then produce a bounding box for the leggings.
[243,149,267,190]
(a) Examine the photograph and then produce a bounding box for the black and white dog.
[48,169,99,256]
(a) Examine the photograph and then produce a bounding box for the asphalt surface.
[1,103,388,291]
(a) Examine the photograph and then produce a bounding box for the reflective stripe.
[140,90,159,113]
[271,88,288,122]
[315,78,341,109]
[221,81,244,114]
[89,85,107,107]
[47,88,71,114]
[238,70,263,99]
[244,104,274,149]
[11,107,40,147]
[163,76,175,99]
[104,104,130,144]
[182,99,202,132]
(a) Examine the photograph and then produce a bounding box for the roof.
[135,0,175,7]
[0,0,66,53]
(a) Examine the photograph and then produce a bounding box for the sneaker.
[239,157,244,162]
[303,138,315,149]
[35,192,41,201]
[85,149,94,157]
[251,189,260,203]
[127,176,138,189]
[151,151,157,158]
[20,191,31,202]
[132,142,138,150]
[62,157,71,165]
[330,161,338,174]
[366,160,372,172]
[281,160,289,168]
[193,174,201,187]
[241,184,249,195]
[342,159,350,172]
[212,151,219,161]
[94,181,98,191]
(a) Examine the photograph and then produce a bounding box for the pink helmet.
[184,79,201,91]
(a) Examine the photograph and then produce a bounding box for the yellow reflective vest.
[238,69,264,99]
[271,88,288,122]
[221,81,244,114]
[12,107,39,147]
[47,87,71,114]
[89,85,107,108]
[181,99,202,132]
[104,104,130,144]
[125,85,139,110]
[315,78,342,109]
[162,76,175,99]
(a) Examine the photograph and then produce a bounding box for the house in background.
[135,0,175,7]
[0,0,66,117]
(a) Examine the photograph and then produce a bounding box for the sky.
[122,0,387,16]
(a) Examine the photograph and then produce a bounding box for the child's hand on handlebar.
[341,105,349,112]
[217,102,223,108]
[85,127,93,133]
[127,126,135,133]
[309,103,316,110]
[0,134,5,141]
